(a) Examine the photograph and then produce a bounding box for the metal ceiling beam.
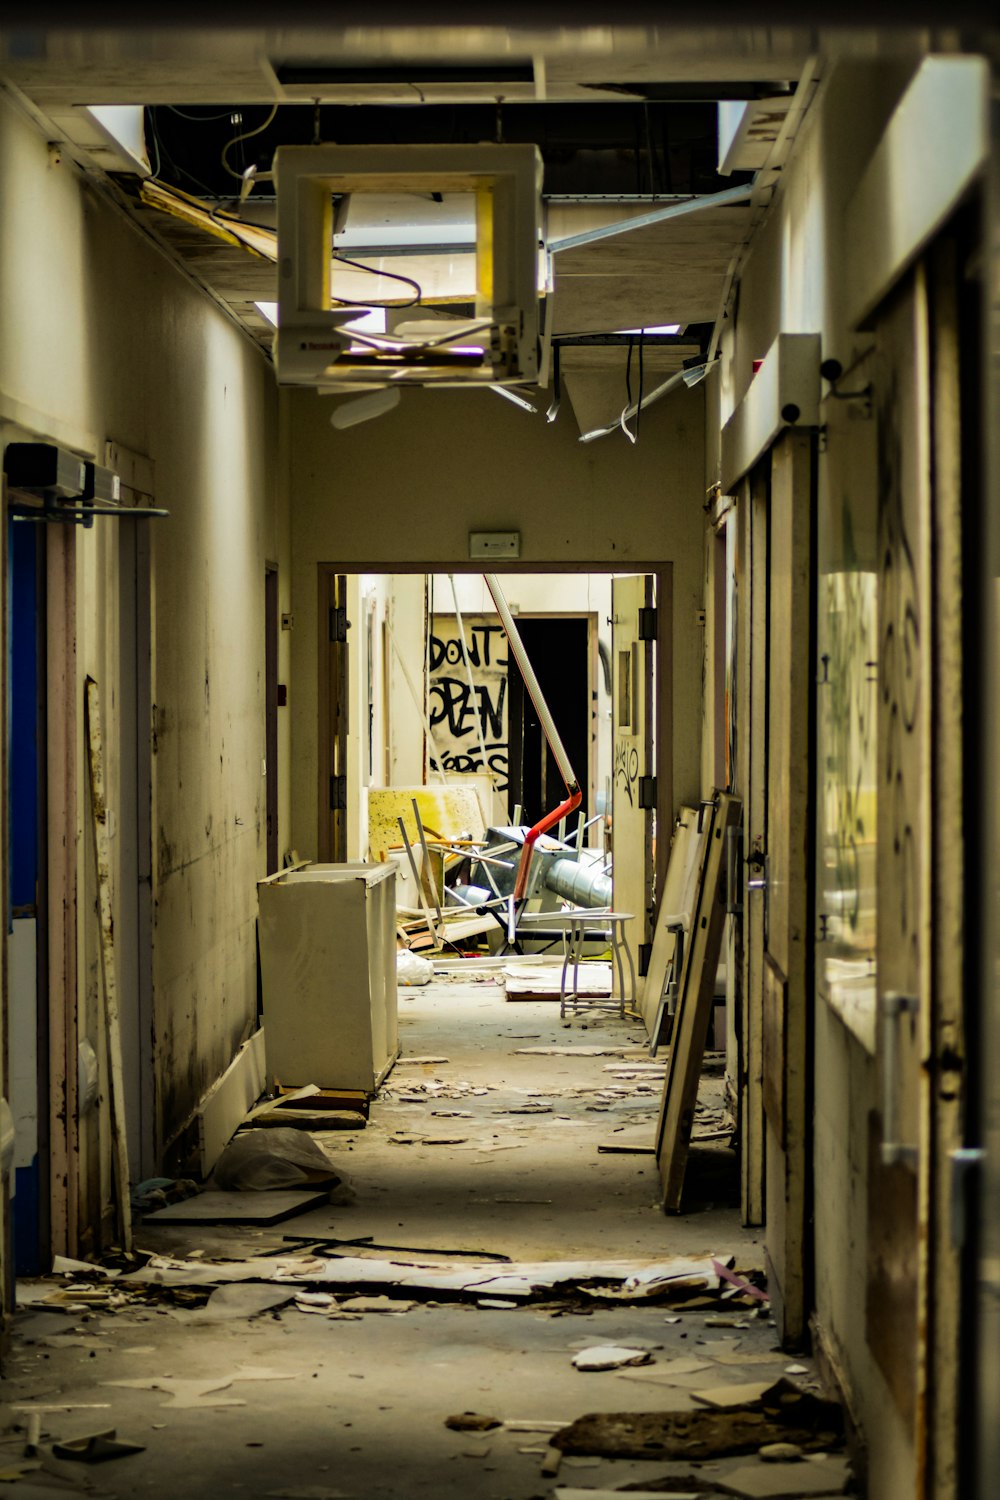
[548,180,754,254]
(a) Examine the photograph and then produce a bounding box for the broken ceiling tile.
[572,1345,655,1371]
[690,1381,778,1409]
[713,1455,851,1497]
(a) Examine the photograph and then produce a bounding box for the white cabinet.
[257,863,397,1092]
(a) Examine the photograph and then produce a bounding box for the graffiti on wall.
[614,739,639,807]
[428,615,509,792]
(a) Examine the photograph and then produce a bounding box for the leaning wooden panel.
[640,805,709,1037]
[656,792,742,1210]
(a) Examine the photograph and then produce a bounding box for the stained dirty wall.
[0,93,284,1247]
[286,383,706,862]
[715,55,927,1500]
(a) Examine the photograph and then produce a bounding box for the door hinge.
[638,606,658,641]
[639,775,657,809]
[638,941,651,977]
[329,774,347,811]
[329,605,350,643]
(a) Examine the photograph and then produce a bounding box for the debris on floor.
[115,1251,737,1305]
[551,1379,844,1461]
[213,1128,350,1192]
[571,1345,655,1371]
[3,979,847,1500]
[397,950,433,986]
[713,1453,853,1497]
[142,1188,332,1226]
[130,1178,200,1213]
[105,1368,297,1409]
[51,1430,146,1462]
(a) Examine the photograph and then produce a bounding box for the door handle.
[880,991,919,1168]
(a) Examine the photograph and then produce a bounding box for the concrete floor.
[1,979,845,1500]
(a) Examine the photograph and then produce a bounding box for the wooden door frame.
[763,429,816,1347]
[317,563,676,912]
[317,566,349,862]
[736,467,769,1229]
[264,563,279,874]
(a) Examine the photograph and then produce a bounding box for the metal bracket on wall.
[329,605,350,642]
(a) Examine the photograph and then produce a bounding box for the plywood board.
[143,1189,329,1225]
[761,958,787,1148]
[640,805,708,1034]
[504,962,612,1000]
[551,207,752,334]
[367,785,486,863]
[655,793,742,1211]
[197,1029,267,1176]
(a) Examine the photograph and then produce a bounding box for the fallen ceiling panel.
[551,205,752,333]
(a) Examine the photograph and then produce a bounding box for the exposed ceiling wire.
[620,337,637,444]
[330,251,423,308]
[620,334,646,443]
[221,103,278,182]
[165,104,236,122]
[581,359,707,444]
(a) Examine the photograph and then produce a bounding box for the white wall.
[0,94,284,1241]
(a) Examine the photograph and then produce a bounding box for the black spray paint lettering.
[614,740,639,806]
[441,745,509,792]
[428,624,509,674]
[429,677,507,743]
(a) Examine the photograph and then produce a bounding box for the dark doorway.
[507,616,591,829]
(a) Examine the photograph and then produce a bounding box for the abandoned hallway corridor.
[0,979,852,1500]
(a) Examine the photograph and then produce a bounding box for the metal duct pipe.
[545,856,612,909]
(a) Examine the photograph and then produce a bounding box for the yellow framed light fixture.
[274,143,544,391]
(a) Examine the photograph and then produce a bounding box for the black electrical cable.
[330,251,422,308]
[147,110,225,202]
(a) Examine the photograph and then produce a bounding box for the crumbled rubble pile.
[18,1249,768,1317]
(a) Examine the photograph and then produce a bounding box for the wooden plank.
[143,1188,329,1226]
[196,1029,267,1177]
[761,957,787,1148]
[738,474,768,1229]
[84,678,132,1254]
[639,805,707,1035]
[762,429,814,1346]
[655,791,742,1211]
